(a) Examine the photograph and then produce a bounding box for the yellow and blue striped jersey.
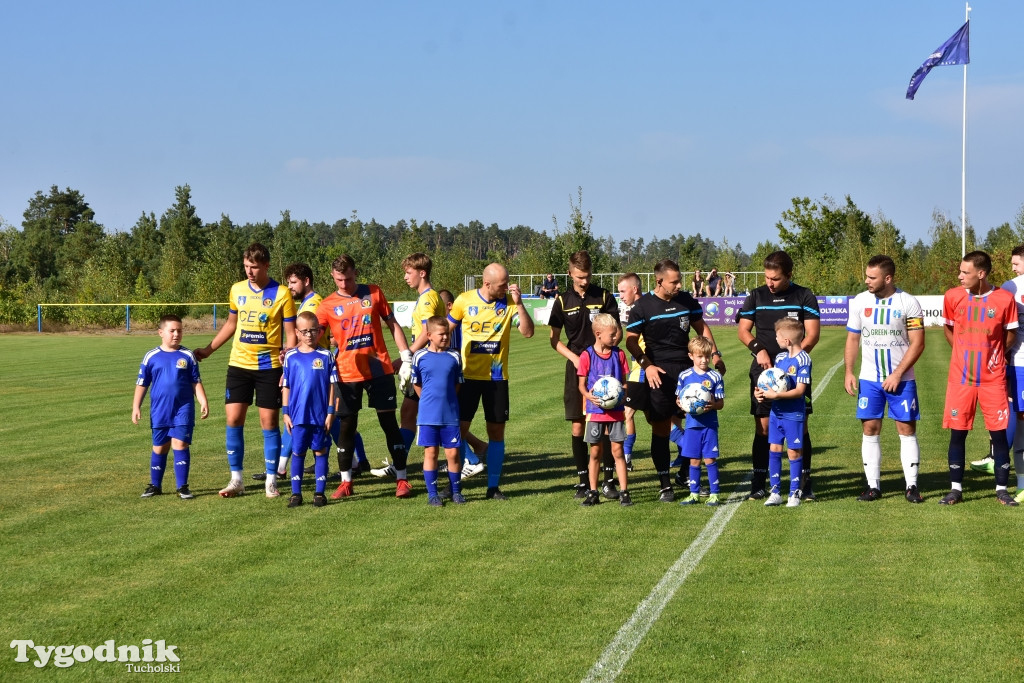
[296,291,329,349]
[448,289,515,381]
[227,279,297,370]
[411,288,445,343]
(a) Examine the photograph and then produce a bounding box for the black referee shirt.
[548,284,619,354]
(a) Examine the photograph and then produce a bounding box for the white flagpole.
[961,2,971,256]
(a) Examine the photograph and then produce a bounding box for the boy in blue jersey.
[676,337,725,507]
[438,288,486,479]
[132,315,209,499]
[754,318,812,508]
[412,316,466,506]
[578,314,632,507]
[282,312,339,508]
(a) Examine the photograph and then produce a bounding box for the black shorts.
[623,381,649,411]
[338,375,398,417]
[645,376,684,423]
[563,360,585,421]
[748,363,813,417]
[225,365,282,409]
[459,379,510,424]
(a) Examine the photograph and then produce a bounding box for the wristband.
[747,339,764,355]
[327,406,335,415]
[712,351,722,358]
[281,406,289,416]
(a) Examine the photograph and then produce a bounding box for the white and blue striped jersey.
[846,290,924,382]
[1002,275,1024,364]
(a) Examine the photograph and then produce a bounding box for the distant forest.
[2,184,1023,327]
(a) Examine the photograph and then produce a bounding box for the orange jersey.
[943,286,1018,387]
[316,284,396,382]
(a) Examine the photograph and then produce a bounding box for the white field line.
[583,358,845,683]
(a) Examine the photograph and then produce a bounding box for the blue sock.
[768,451,782,493]
[172,448,190,489]
[448,470,462,496]
[789,456,803,495]
[669,426,685,448]
[314,454,328,494]
[706,460,720,494]
[354,432,367,465]
[486,441,505,488]
[948,429,968,486]
[688,464,701,494]
[150,451,167,487]
[291,455,305,495]
[226,426,245,471]
[424,469,438,498]
[263,428,281,475]
[463,442,480,466]
[623,433,636,457]
[400,428,415,453]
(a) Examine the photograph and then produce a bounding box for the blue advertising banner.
[695,296,851,326]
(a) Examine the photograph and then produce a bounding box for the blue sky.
[2,1,1021,253]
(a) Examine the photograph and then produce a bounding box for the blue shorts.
[768,414,805,451]
[417,424,462,449]
[681,427,719,461]
[856,379,921,422]
[152,425,193,447]
[290,424,331,456]
[1007,366,1024,413]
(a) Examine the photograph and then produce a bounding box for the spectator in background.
[540,274,559,299]
[722,272,736,296]
[706,268,722,297]
[690,269,706,298]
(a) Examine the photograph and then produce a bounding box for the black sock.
[572,435,589,486]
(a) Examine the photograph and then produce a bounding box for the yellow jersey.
[410,288,445,344]
[448,289,516,381]
[227,279,297,370]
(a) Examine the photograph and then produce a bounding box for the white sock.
[277,454,289,475]
[899,434,920,488]
[341,470,352,483]
[862,435,881,489]
[396,468,408,480]
[952,482,963,491]
[230,471,243,484]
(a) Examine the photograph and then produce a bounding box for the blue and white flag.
[906,21,970,100]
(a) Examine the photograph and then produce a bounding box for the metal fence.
[36,303,227,332]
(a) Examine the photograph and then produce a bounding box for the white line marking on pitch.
[583,358,844,683]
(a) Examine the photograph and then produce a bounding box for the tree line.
[2,184,1023,327]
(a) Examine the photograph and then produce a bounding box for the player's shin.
[226,426,245,480]
[172,448,189,489]
[948,429,968,489]
[151,451,167,487]
[262,428,281,476]
[991,429,1011,487]
[291,454,305,495]
[899,434,920,487]
[862,435,882,489]
[650,434,671,489]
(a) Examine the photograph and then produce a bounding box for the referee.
[736,251,820,500]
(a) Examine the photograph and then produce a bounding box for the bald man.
[448,263,535,500]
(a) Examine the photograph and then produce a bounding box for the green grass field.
[2,327,1024,681]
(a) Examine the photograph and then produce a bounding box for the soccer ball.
[590,375,623,410]
[678,383,714,415]
[756,367,792,394]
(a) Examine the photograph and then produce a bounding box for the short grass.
[2,327,1023,681]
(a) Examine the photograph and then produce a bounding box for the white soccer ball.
[678,383,714,415]
[591,375,623,410]
[757,367,792,394]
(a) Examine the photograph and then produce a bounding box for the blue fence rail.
[36,303,229,332]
